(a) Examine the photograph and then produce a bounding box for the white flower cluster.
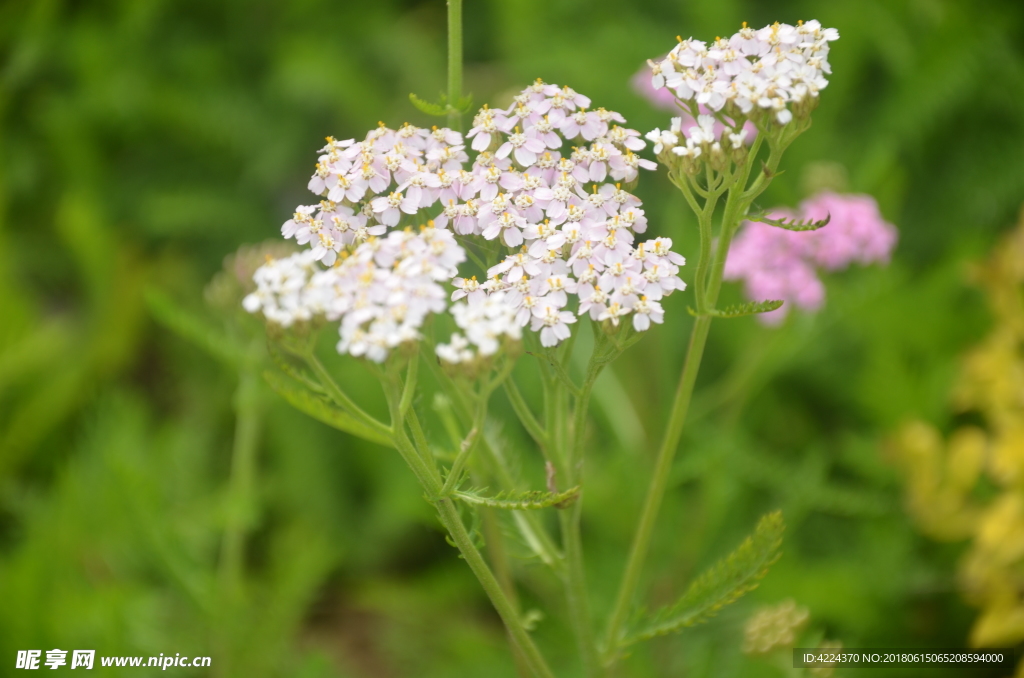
[649,20,839,126]
[436,291,522,364]
[471,234,686,347]
[243,249,324,327]
[246,227,464,362]
[247,81,689,362]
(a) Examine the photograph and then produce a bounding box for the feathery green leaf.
[748,210,830,231]
[620,511,785,647]
[453,486,581,510]
[688,300,784,318]
[409,92,448,117]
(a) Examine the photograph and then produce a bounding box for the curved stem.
[602,314,712,660]
[436,497,556,678]
[441,397,485,494]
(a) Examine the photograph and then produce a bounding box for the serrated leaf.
[748,210,830,231]
[688,300,784,318]
[453,486,581,510]
[263,370,391,446]
[145,288,241,366]
[409,92,447,117]
[620,511,784,647]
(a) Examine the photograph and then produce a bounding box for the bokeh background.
[2,0,1024,675]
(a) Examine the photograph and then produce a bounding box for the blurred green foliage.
[1,0,1022,675]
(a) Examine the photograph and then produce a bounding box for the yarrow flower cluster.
[246,81,688,361]
[436,291,522,365]
[724,191,898,324]
[245,226,464,361]
[642,21,838,174]
[651,20,839,125]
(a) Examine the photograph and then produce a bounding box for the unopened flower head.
[742,599,810,655]
[247,81,689,358]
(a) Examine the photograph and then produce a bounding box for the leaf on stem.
[263,370,391,446]
[409,93,447,117]
[410,92,475,117]
[688,299,784,319]
[748,209,830,231]
[619,511,784,647]
[454,486,581,510]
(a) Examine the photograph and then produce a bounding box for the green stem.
[447,0,463,131]
[603,135,781,662]
[435,497,556,678]
[480,433,565,573]
[602,314,712,660]
[441,396,486,494]
[503,378,549,452]
[218,366,261,598]
[479,499,532,678]
[305,352,393,440]
[436,388,564,572]
[385,380,555,678]
[558,347,607,678]
[399,352,419,417]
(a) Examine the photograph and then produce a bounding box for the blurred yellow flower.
[890,206,1024,655]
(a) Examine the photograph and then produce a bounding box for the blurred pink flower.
[801,192,898,270]
[724,192,898,324]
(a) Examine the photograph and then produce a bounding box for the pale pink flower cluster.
[633,65,758,144]
[469,235,686,347]
[248,82,689,359]
[724,192,898,324]
[280,125,467,265]
[650,20,839,126]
